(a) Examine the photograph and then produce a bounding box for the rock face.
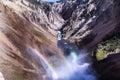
[52,0,120,51]
[2,0,64,35]
[95,52,120,80]
[21,0,64,35]
[0,0,63,80]
[52,0,120,80]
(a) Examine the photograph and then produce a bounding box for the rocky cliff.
[53,0,120,51]
[52,0,120,79]
[0,0,64,80]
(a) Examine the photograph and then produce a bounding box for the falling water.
[29,29,97,80]
[55,30,97,80]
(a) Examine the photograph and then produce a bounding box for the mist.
[56,38,97,80]
[29,30,97,80]
[27,28,97,80]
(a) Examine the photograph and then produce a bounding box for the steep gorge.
[0,0,120,80]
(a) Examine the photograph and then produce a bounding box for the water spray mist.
[29,29,97,80]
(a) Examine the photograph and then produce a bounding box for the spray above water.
[29,29,97,80]
[56,29,97,80]
[29,48,58,80]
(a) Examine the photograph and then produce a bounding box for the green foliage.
[96,50,105,60]
[98,37,120,52]
[95,36,120,60]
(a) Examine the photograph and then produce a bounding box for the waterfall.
[29,30,97,80]
[56,30,97,80]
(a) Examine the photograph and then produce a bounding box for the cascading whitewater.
[29,30,97,80]
[55,30,97,80]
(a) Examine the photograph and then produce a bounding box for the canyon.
[0,0,120,80]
